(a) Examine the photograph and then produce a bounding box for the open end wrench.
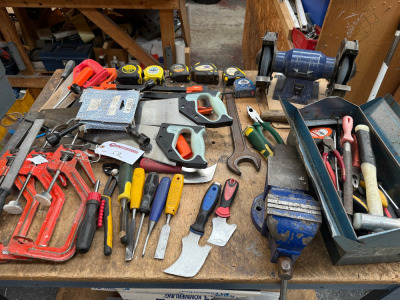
[225,93,261,175]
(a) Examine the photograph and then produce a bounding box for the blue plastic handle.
[149,177,171,222]
[190,182,221,235]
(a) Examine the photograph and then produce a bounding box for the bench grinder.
[256,32,359,104]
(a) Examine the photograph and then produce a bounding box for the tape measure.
[117,64,142,85]
[310,127,333,140]
[191,62,219,84]
[169,64,190,82]
[143,65,165,85]
[233,78,256,98]
[223,66,245,85]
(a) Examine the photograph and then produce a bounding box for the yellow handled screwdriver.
[154,174,184,260]
[125,168,145,262]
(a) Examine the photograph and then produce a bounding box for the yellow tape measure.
[143,65,165,85]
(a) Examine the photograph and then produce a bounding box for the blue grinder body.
[273,49,336,105]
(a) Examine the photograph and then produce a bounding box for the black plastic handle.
[0,188,11,215]
[190,182,221,235]
[215,179,239,218]
[102,195,112,256]
[76,200,100,253]
[139,172,159,214]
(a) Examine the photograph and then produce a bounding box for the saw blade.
[135,98,197,127]
[207,217,237,246]
[163,232,211,277]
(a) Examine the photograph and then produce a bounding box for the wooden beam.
[13,8,38,50]
[0,7,35,75]
[79,8,159,67]
[178,0,191,46]
[0,0,179,9]
[159,9,176,68]
[8,74,50,88]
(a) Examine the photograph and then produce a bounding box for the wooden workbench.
[0,71,399,292]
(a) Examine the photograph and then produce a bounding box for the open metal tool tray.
[281,96,400,265]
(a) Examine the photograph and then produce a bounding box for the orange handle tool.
[68,67,93,90]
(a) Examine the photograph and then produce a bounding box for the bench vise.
[251,145,322,300]
[256,32,359,104]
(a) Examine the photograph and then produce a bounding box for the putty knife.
[208,178,239,246]
[163,182,221,277]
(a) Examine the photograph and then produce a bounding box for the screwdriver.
[154,174,184,260]
[53,66,93,109]
[118,162,134,244]
[134,172,159,254]
[51,60,76,96]
[125,167,146,262]
[76,180,101,253]
[142,177,171,257]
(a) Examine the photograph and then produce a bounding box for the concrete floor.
[0,1,392,299]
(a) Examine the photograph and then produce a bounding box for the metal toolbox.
[281,96,400,265]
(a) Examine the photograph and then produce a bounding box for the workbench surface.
[0,71,399,289]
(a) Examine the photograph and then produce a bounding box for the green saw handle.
[186,92,232,123]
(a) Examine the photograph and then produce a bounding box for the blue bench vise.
[256,32,358,104]
[251,144,322,299]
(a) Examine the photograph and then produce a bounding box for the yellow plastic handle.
[165,174,184,215]
[359,180,388,208]
[130,168,146,209]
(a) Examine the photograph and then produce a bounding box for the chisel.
[142,177,171,257]
[118,163,134,244]
[133,172,159,254]
[355,125,383,216]
[154,174,184,260]
[125,168,146,262]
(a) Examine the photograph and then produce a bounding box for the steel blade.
[154,223,170,259]
[135,98,196,127]
[84,125,176,166]
[164,232,211,277]
[207,217,237,247]
[182,164,217,184]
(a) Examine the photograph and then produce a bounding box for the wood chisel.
[142,177,171,257]
[76,180,101,253]
[355,125,383,216]
[125,168,145,261]
[117,162,134,244]
[341,116,354,216]
[208,178,239,246]
[133,172,159,255]
[0,119,44,215]
[164,182,221,277]
[154,174,184,260]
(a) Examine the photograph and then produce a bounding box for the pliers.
[322,136,346,190]
[247,105,284,145]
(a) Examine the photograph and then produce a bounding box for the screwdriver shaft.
[142,220,156,256]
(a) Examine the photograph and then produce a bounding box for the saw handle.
[165,174,184,215]
[190,182,221,235]
[139,172,159,214]
[216,179,239,218]
[140,158,183,174]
